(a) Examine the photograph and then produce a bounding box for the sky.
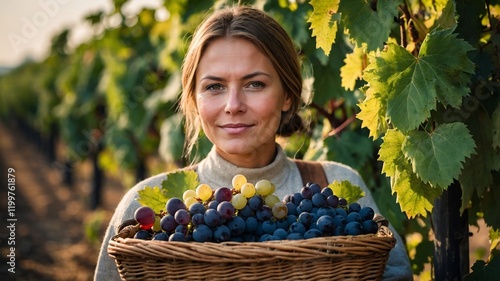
[0,0,162,68]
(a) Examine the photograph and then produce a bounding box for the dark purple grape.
[134,230,152,240]
[248,195,264,211]
[339,197,348,207]
[192,224,212,242]
[227,216,245,237]
[191,213,205,226]
[174,209,191,225]
[207,200,219,209]
[348,202,361,213]
[244,216,258,233]
[316,215,334,234]
[311,193,327,207]
[169,232,187,241]
[261,220,277,234]
[217,201,235,219]
[165,198,186,215]
[308,183,322,194]
[362,219,379,234]
[298,212,313,227]
[345,221,363,235]
[321,187,333,197]
[189,202,206,215]
[214,187,232,202]
[160,214,177,233]
[359,207,375,221]
[289,222,306,235]
[255,205,272,221]
[204,208,222,227]
[326,195,339,208]
[300,186,313,199]
[134,206,156,229]
[304,229,323,239]
[273,228,288,240]
[213,225,231,242]
[346,212,362,223]
[152,232,169,241]
[175,224,189,235]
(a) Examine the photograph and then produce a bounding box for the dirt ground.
[0,121,123,281]
[0,121,492,281]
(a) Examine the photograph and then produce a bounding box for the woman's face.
[195,38,291,168]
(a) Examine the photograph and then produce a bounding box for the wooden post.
[432,182,469,280]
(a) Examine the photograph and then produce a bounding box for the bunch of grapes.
[128,175,379,243]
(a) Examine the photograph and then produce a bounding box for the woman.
[94,5,413,280]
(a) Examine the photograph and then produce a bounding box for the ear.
[282,94,292,112]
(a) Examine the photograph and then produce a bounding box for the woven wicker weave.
[108,225,395,281]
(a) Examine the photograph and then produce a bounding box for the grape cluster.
[129,175,379,242]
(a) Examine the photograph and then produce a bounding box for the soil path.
[0,121,124,281]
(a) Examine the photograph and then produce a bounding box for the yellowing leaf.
[137,170,200,212]
[328,180,365,203]
[403,122,476,189]
[392,166,442,218]
[357,89,388,139]
[137,185,169,213]
[341,45,365,91]
[307,0,340,56]
[378,129,406,178]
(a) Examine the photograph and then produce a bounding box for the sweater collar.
[197,144,289,189]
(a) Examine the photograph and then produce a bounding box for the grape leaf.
[459,111,494,213]
[340,45,365,91]
[392,163,442,218]
[464,252,500,281]
[378,129,407,178]
[161,169,200,199]
[492,103,500,149]
[357,88,388,139]
[403,122,476,189]
[137,170,200,212]
[137,185,169,213]
[363,28,475,132]
[339,0,401,51]
[307,0,340,55]
[481,186,500,230]
[328,180,365,203]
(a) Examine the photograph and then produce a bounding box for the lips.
[220,123,253,134]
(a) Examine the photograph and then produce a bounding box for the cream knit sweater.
[94,145,413,280]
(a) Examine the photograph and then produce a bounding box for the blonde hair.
[179,5,304,158]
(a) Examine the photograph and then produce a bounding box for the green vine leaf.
[328,180,365,203]
[403,122,476,189]
[363,28,475,132]
[137,170,199,212]
[339,0,401,51]
[307,0,340,55]
[161,169,200,199]
[379,129,442,217]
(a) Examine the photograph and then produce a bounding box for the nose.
[224,87,245,114]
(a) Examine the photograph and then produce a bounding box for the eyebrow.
[200,71,272,82]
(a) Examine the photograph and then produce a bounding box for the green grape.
[255,179,273,196]
[231,193,247,210]
[264,194,280,207]
[185,196,198,208]
[152,215,161,232]
[241,183,256,198]
[183,189,197,201]
[232,174,247,191]
[271,202,287,219]
[196,183,213,202]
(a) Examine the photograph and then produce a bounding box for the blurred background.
[0,0,496,280]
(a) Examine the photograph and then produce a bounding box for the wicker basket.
[108,225,395,281]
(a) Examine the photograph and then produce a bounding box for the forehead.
[197,38,275,77]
